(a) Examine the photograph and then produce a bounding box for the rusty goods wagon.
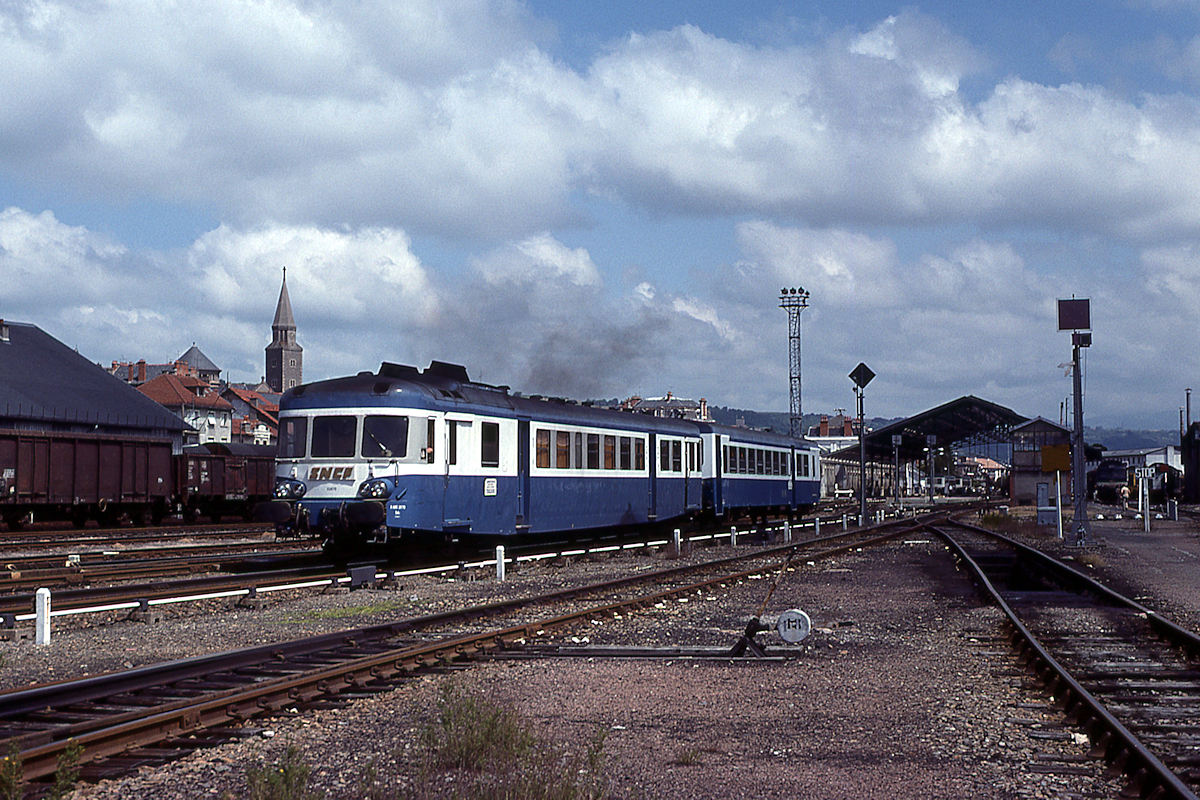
[177,443,276,522]
[0,428,173,528]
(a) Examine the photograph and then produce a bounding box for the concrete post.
[783,521,792,544]
[814,517,820,537]
[673,528,682,556]
[842,514,847,531]
[730,526,738,547]
[495,545,506,582]
[35,587,50,645]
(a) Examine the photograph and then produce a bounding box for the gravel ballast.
[4,521,1176,798]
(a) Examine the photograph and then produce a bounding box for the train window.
[723,445,729,473]
[635,439,645,471]
[619,437,631,470]
[449,422,458,466]
[536,429,551,468]
[697,442,703,470]
[556,431,570,469]
[671,440,682,472]
[738,447,747,473]
[425,418,436,463]
[587,434,600,469]
[312,416,356,458]
[481,422,500,468]
[574,432,583,469]
[362,415,409,459]
[278,417,307,459]
[604,435,616,470]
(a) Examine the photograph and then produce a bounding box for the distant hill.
[595,401,1179,452]
[706,407,897,434]
[1086,428,1179,451]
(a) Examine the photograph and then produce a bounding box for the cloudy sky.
[4,1,1200,428]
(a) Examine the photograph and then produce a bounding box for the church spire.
[265,267,302,393]
[272,266,296,330]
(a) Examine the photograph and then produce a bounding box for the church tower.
[265,268,302,393]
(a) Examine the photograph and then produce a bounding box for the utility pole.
[779,288,810,439]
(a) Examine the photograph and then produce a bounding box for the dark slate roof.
[0,321,187,434]
[272,270,296,330]
[830,395,1028,462]
[177,345,220,373]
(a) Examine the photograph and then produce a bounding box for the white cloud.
[474,232,602,287]
[187,223,438,325]
[5,4,1200,243]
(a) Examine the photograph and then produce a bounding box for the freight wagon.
[0,429,276,530]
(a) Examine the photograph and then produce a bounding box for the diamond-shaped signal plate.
[849,362,875,389]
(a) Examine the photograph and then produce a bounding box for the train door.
[516,418,531,530]
[713,435,724,514]
[648,433,658,520]
[787,448,796,510]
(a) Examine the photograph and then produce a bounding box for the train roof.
[280,361,704,436]
[696,420,814,449]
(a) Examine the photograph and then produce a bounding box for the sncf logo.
[309,466,355,481]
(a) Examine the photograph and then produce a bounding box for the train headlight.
[274,479,307,499]
[357,478,392,499]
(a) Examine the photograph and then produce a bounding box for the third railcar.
[261,361,821,550]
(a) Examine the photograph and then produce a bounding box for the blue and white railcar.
[698,423,821,517]
[264,361,704,546]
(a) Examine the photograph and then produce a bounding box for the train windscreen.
[362,415,409,459]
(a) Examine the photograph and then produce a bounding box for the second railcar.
[699,423,821,518]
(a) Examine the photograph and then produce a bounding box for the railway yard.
[0,507,1196,799]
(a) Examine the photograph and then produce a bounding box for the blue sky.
[4,1,1200,429]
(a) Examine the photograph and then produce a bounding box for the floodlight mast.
[780,288,810,439]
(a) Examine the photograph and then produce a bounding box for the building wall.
[181,407,232,445]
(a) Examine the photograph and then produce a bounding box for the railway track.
[0,522,281,551]
[1,543,324,593]
[0,515,923,794]
[934,517,1200,800]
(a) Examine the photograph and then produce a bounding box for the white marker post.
[495,545,506,582]
[730,526,738,547]
[1135,467,1154,533]
[673,528,682,556]
[35,588,51,645]
[1055,470,1064,540]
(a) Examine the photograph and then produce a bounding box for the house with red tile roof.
[221,385,279,446]
[138,373,234,445]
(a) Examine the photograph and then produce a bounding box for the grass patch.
[282,599,414,622]
[671,746,702,766]
[246,745,325,800]
[978,512,1022,533]
[389,681,609,800]
[48,740,82,800]
[1,743,22,800]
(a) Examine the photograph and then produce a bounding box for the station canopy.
[829,395,1028,463]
